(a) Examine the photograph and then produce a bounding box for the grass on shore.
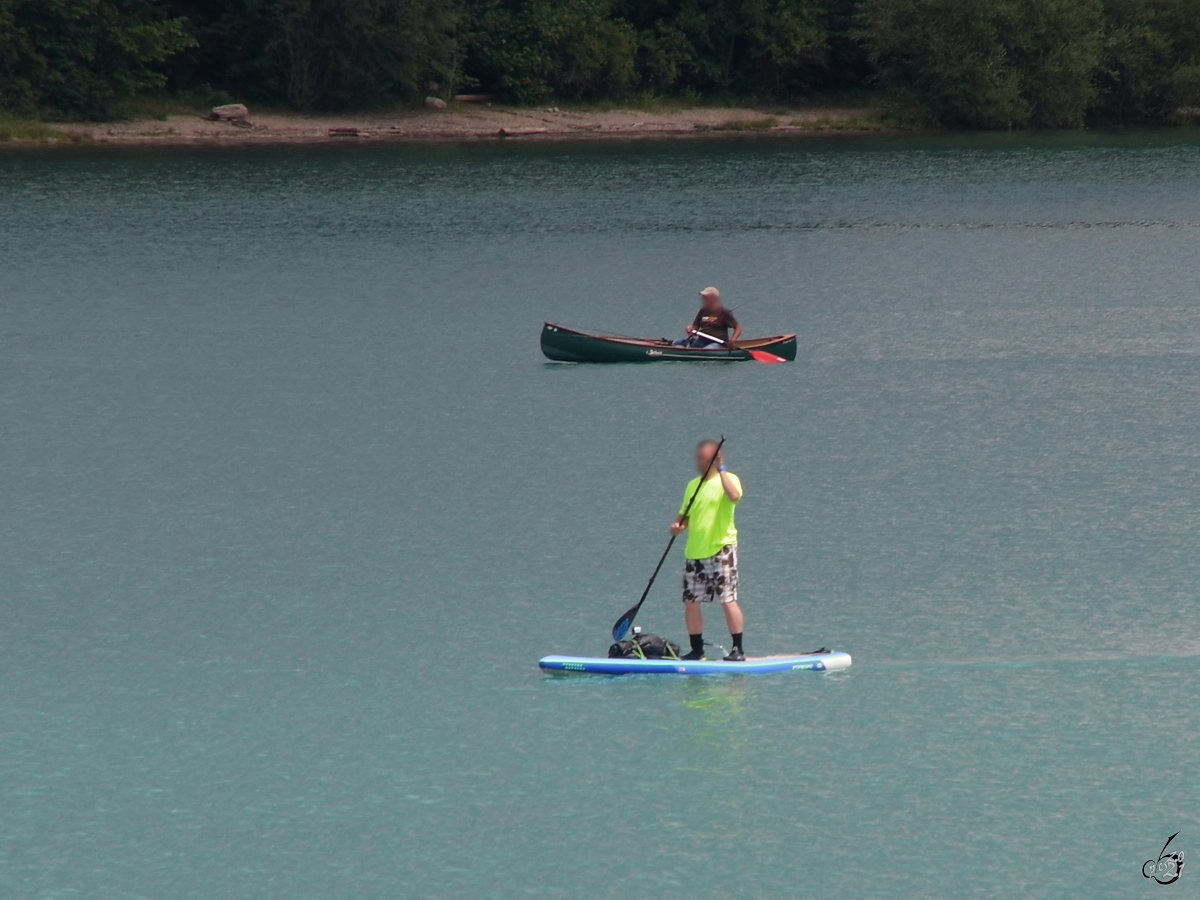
[0,113,91,143]
[792,112,893,130]
[537,90,891,131]
[707,117,778,130]
[115,87,237,121]
[695,112,892,132]
[543,90,701,112]
[552,88,883,113]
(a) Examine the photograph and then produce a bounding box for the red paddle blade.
[747,349,786,363]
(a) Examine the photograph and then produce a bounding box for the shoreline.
[9,103,891,147]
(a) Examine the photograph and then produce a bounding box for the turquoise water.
[2,133,1199,898]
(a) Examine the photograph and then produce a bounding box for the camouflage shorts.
[682,544,739,604]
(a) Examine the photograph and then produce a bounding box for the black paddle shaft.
[612,437,726,641]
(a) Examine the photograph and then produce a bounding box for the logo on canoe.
[562,662,586,671]
[647,350,663,356]
[792,661,826,671]
[1144,833,1184,884]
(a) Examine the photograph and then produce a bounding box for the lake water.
[2,132,1199,899]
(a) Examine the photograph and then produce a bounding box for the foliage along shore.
[2,0,1200,132]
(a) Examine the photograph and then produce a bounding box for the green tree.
[166,0,460,109]
[468,0,637,102]
[1092,0,1200,122]
[615,0,828,96]
[270,0,459,108]
[0,0,195,118]
[858,0,1105,128]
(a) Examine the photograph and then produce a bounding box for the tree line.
[2,0,1199,127]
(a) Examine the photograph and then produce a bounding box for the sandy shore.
[52,103,885,146]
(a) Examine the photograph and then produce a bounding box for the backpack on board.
[608,631,682,660]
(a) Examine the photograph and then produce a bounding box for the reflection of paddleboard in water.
[538,650,852,676]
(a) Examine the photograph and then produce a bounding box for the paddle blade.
[748,349,786,363]
[612,606,639,642]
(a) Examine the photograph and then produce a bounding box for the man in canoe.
[671,439,746,660]
[674,286,743,348]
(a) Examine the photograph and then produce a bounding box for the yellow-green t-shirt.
[680,473,741,560]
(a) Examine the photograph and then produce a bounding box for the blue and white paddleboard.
[538,651,851,676]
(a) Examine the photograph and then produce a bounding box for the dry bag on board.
[608,632,681,660]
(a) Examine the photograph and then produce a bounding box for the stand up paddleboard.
[539,650,851,676]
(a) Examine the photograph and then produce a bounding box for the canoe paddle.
[612,436,726,642]
[694,330,786,363]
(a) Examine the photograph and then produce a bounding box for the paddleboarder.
[670,439,745,660]
[674,286,743,348]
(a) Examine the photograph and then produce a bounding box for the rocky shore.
[48,102,886,146]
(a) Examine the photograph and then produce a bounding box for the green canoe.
[540,322,797,363]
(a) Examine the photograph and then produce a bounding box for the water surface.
[2,132,1199,898]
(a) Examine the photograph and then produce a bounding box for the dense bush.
[858,0,1105,128]
[613,0,828,96]
[0,0,194,118]
[166,0,458,109]
[856,0,1200,126]
[5,0,1200,124]
[1091,0,1200,122]
[467,0,638,102]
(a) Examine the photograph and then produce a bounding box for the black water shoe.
[723,648,746,662]
[681,649,704,661]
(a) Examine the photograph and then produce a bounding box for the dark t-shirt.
[692,306,739,343]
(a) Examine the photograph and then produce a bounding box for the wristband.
[717,466,727,473]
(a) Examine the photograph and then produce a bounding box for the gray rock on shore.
[425,97,447,110]
[208,103,249,121]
